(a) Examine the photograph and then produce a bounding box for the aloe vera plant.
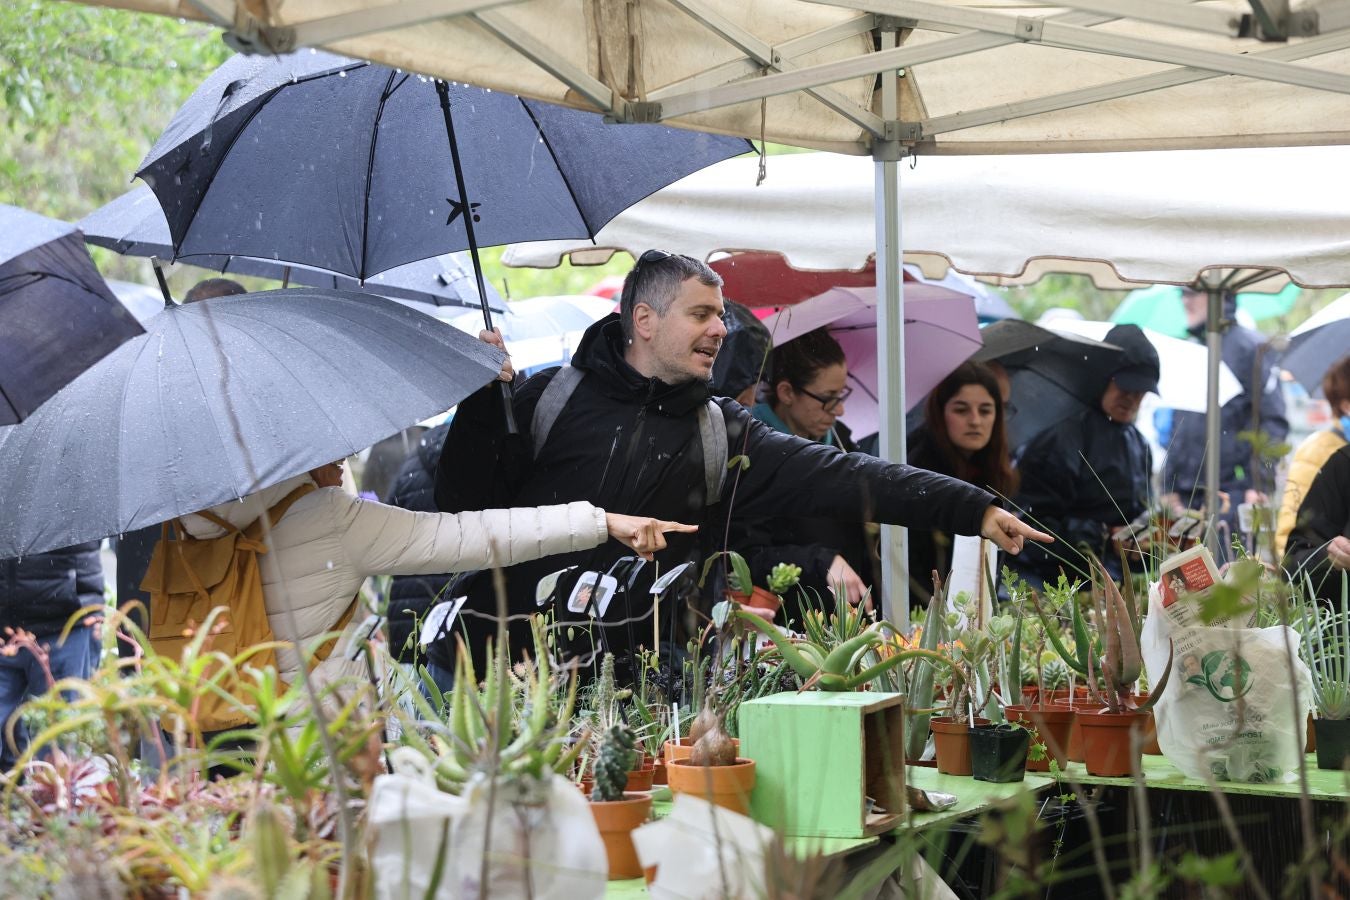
[734,609,949,692]
[1084,561,1172,714]
[1297,573,1350,720]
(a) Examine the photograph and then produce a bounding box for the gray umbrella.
[79,184,505,311]
[0,288,503,557]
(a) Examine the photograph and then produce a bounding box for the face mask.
[1339,415,1350,436]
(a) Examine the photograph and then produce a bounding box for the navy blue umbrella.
[0,206,143,425]
[137,50,750,288]
[79,184,504,311]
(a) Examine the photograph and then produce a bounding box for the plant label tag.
[650,562,693,595]
[344,613,385,661]
[535,566,577,607]
[419,596,468,646]
[568,571,618,617]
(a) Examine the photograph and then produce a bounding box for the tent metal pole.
[1205,287,1224,557]
[875,27,909,626]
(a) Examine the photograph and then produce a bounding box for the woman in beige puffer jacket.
[179,463,690,691]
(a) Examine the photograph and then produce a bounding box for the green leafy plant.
[1296,573,1350,720]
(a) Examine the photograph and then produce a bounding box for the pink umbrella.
[759,285,981,439]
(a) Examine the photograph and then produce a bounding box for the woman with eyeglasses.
[906,360,1019,604]
[734,328,875,616]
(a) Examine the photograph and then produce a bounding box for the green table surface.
[605,767,1055,896]
[1055,753,1350,799]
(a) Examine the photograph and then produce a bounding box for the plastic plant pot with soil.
[970,724,1031,783]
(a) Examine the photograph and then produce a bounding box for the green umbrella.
[1112,283,1300,337]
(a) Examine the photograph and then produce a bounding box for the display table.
[1057,754,1350,800]
[605,765,1056,896]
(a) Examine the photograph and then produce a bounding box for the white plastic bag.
[633,793,775,899]
[1142,583,1313,783]
[368,749,606,899]
[368,748,466,900]
[448,772,606,899]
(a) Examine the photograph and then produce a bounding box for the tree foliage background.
[2,2,1342,323]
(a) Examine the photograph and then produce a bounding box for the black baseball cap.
[1104,324,1160,394]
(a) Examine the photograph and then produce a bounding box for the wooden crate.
[739,691,906,837]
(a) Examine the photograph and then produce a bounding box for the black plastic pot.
[1313,717,1350,770]
[970,724,1030,783]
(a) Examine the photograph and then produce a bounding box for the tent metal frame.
[136,0,1350,619]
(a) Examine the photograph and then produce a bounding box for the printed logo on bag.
[1183,650,1253,703]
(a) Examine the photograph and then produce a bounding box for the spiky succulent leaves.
[594,653,617,729]
[1115,544,1144,644]
[592,724,637,802]
[1031,588,1089,677]
[905,591,946,759]
[1133,640,1174,712]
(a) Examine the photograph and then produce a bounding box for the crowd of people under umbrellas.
[5,252,1349,766]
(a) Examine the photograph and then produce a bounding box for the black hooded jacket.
[433,315,994,669]
[382,422,455,662]
[1009,406,1153,588]
[0,542,104,636]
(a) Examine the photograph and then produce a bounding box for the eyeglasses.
[797,384,852,413]
[638,249,675,267]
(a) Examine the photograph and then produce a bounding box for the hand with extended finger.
[980,507,1053,554]
[605,514,699,560]
[479,327,514,382]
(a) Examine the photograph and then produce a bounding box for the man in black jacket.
[0,543,103,767]
[433,252,1047,677]
[1010,324,1158,590]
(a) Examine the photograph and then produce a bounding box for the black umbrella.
[972,319,1126,448]
[138,50,748,427]
[0,205,143,425]
[79,184,505,311]
[0,288,503,557]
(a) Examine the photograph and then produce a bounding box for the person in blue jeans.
[0,543,102,769]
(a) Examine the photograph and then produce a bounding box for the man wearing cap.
[1009,324,1158,588]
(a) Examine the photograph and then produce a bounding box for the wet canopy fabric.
[0,205,143,425]
[504,148,1350,289]
[0,289,503,557]
[71,1,1350,156]
[136,50,750,282]
[80,184,505,310]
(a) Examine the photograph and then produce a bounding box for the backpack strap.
[531,365,585,458]
[243,482,318,542]
[698,400,727,504]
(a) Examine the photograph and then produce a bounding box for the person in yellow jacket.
[1275,355,1350,559]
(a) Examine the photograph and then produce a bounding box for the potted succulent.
[588,723,652,880]
[1297,576,1350,769]
[666,687,756,815]
[701,550,800,617]
[1002,588,1074,772]
[1074,562,1172,777]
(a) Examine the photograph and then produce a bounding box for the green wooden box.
[739,691,906,837]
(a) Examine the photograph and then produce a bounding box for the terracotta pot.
[1078,709,1147,777]
[1005,705,1074,771]
[578,776,594,795]
[931,716,989,775]
[1048,699,1087,762]
[667,758,756,815]
[625,764,656,792]
[590,793,653,879]
[652,758,668,785]
[728,586,782,610]
[664,736,739,763]
[1308,712,1318,753]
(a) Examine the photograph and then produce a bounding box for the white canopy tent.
[503,147,1350,288]
[75,0,1350,619]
